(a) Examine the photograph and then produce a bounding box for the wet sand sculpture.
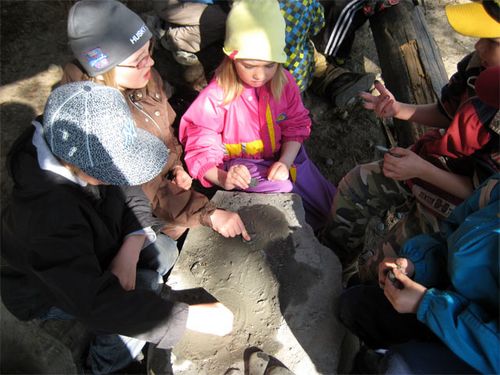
[152,192,349,374]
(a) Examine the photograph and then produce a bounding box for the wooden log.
[369,0,449,146]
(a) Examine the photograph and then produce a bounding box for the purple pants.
[224,146,336,230]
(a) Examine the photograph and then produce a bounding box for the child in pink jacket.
[179,0,336,230]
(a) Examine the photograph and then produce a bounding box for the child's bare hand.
[267,161,289,181]
[209,209,251,241]
[360,81,402,118]
[378,257,398,289]
[172,167,193,190]
[186,302,234,336]
[384,269,427,314]
[378,257,415,289]
[382,147,427,180]
[110,254,137,291]
[224,164,251,190]
[110,236,144,291]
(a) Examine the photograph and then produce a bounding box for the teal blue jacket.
[400,175,499,374]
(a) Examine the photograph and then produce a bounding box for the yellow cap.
[445,1,500,38]
[223,0,287,63]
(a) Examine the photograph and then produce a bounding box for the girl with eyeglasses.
[61,0,250,243]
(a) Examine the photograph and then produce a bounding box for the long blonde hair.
[73,63,119,89]
[91,68,119,89]
[215,57,288,104]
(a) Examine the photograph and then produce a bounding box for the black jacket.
[1,126,188,348]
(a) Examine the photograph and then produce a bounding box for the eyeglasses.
[117,40,155,69]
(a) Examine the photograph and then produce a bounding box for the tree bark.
[369,0,449,146]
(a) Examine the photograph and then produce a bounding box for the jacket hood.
[6,123,76,200]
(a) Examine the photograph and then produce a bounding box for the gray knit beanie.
[68,0,152,76]
[43,82,168,186]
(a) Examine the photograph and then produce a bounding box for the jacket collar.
[126,70,162,103]
[32,120,87,186]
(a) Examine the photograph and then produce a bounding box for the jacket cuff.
[197,163,216,188]
[199,201,218,228]
[282,136,306,143]
[157,302,189,349]
[416,289,433,322]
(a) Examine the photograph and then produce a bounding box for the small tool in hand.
[375,145,390,153]
[375,145,401,158]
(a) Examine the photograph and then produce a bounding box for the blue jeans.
[40,234,178,374]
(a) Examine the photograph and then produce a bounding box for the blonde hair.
[74,64,120,89]
[91,68,119,89]
[215,57,288,104]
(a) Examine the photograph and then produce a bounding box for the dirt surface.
[0,1,474,207]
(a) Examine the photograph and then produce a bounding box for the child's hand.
[209,209,251,241]
[378,257,415,289]
[110,255,137,291]
[186,302,234,336]
[172,166,193,190]
[382,147,427,181]
[378,257,397,289]
[267,161,289,181]
[360,81,402,118]
[383,269,427,314]
[224,164,251,190]
[110,235,144,291]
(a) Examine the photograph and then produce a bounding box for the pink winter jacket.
[179,68,311,187]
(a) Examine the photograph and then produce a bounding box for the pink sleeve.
[179,83,226,187]
[279,70,311,143]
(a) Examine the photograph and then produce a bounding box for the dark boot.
[311,64,375,107]
[328,71,376,107]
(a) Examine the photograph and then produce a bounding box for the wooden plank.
[400,40,435,139]
[369,0,449,146]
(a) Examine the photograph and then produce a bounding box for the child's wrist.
[172,165,184,174]
[416,158,432,180]
[278,158,292,169]
[396,102,415,121]
[218,169,229,187]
